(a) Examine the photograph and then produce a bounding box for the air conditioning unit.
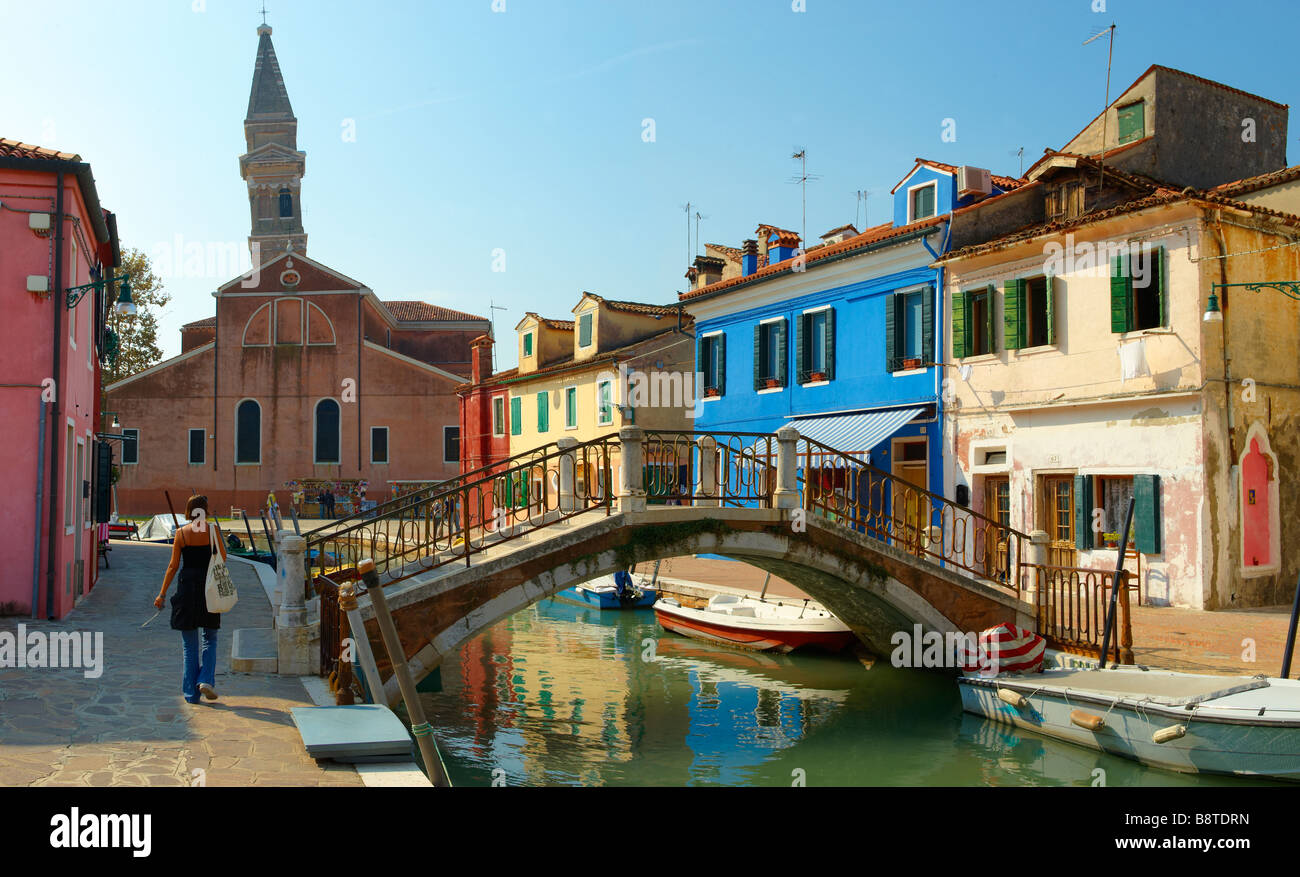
[957,166,993,198]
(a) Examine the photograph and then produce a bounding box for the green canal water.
[414,596,1264,788]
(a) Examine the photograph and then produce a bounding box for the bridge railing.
[792,435,1030,593]
[639,431,777,507]
[1030,564,1134,664]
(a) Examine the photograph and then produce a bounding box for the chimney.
[470,334,493,384]
[741,239,759,277]
[692,255,724,289]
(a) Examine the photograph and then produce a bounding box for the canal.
[414,596,1264,787]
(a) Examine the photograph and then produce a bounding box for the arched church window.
[315,398,341,465]
[279,188,293,218]
[235,399,261,464]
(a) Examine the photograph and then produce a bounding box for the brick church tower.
[239,23,307,265]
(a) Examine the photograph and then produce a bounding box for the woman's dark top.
[170,535,221,631]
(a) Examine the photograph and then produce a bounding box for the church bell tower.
[239,22,307,265]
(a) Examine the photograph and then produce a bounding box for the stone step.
[232,627,278,673]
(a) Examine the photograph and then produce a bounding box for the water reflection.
[415,595,1270,787]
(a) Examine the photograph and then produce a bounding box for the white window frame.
[701,330,724,399]
[234,398,262,465]
[370,425,390,465]
[188,427,206,465]
[907,180,938,223]
[492,395,506,437]
[442,425,460,465]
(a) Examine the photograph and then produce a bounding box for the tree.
[106,247,170,383]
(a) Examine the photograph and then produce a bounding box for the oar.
[1097,495,1136,670]
[1281,569,1300,679]
[241,511,257,555]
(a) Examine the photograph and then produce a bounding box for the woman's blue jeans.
[180,628,218,703]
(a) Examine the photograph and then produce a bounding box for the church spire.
[239,22,307,265]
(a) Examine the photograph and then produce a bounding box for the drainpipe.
[31,397,47,618]
[1209,210,1234,609]
[921,225,947,498]
[46,172,65,620]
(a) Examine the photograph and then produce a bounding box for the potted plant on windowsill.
[704,387,721,398]
[901,357,922,370]
[761,377,781,389]
[1102,532,1119,549]
[807,370,827,383]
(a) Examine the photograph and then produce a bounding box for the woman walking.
[154,495,226,704]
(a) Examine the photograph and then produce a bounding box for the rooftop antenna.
[854,189,873,229]
[694,211,709,257]
[679,201,692,267]
[787,149,821,247]
[1008,147,1025,177]
[488,300,508,371]
[1084,23,1117,190]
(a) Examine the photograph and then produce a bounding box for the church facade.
[105,24,487,517]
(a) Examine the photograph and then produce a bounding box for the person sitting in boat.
[613,568,635,599]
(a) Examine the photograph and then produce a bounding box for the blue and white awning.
[784,407,924,457]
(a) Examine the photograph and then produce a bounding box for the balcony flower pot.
[704,387,721,398]
[807,371,827,383]
[761,378,781,389]
[901,358,922,370]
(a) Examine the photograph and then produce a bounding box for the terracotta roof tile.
[182,316,216,329]
[679,216,945,302]
[1212,165,1300,197]
[581,293,692,320]
[892,158,1023,194]
[0,138,81,162]
[383,301,487,322]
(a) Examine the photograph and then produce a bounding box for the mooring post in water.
[1281,570,1300,679]
[357,557,451,787]
[1097,496,1136,671]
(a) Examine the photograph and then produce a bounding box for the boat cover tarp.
[960,623,1045,675]
[137,514,182,542]
[993,669,1271,707]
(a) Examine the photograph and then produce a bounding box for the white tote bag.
[204,523,239,613]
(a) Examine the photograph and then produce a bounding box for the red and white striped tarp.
[959,623,1045,676]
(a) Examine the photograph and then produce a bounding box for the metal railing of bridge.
[1029,564,1135,665]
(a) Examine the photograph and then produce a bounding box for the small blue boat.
[554,570,657,610]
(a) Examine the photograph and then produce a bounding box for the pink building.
[0,139,120,619]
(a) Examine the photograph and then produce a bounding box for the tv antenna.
[1084,23,1117,189]
[1008,147,1025,177]
[787,149,821,246]
[694,210,709,257]
[488,300,508,371]
[853,189,874,230]
[679,202,692,267]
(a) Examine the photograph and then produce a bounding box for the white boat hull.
[959,669,1300,780]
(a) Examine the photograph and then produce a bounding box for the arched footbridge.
[299,428,1130,705]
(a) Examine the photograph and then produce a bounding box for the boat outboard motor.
[614,569,638,603]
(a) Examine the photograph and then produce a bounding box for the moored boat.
[653,593,856,654]
[958,667,1300,780]
[554,571,657,610]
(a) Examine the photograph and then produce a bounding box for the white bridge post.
[618,426,646,514]
[773,425,801,510]
[556,436,578,513]
[695,435,720,507]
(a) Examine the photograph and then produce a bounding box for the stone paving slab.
[0,542,362,787]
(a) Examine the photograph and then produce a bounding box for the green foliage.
[105,247,170,383]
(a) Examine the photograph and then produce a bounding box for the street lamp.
[1205,280,1300,323]
[65,272,135,315]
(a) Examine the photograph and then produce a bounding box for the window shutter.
[985,285,997,353]
[536,392,548,432]
[884,292,898,371]
[753,323,763,389]
[1045,273,1056,345]
[1074,474,1094,551]
[951,290,969,359]
[1134,474,1162,554]
[1110,255,1133,333]
[510,397,522,436]
[1155,246,1167,327]
[796,314,809,383]
[776,319,788,386]
[579,313,592,347]
[717,333,726,394]
[697,334,704,386]
[824,308,836,381]
[1003,279,1026,350]
[921,285,934,365]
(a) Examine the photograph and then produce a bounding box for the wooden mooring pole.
[357,557,451,787]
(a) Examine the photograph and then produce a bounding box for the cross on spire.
[260,2,268,25]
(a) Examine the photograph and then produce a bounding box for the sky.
[3,0,1296,370]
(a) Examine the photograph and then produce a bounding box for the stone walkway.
[0,541,362,787]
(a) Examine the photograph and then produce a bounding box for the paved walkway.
[0,541,361,787]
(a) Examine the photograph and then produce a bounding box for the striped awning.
[785,407,924,457]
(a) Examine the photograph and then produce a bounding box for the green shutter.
[1074,474,1094,551]
[921,285,934,366]
[985,285,997,353]
[1155,246,1167,327]
[536,391,548,432]
[1110,256,1133,333]
[824,308,835,381]
[753,324,763,389]
[697,334,704,386]
[776,319,788,386]
[579,313,592,347]
[717,333,726,394]
[796,314,809,383]
[1134,474,1161,554]
[951,290,969,359]
[1004,279,1026,350]
[510,396,521,436]
[1045,274,1056,346]
[523,333,533,356]
[884,292,898,371]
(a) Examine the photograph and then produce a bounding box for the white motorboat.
[654,593,857,654]
[958,666,1300,780]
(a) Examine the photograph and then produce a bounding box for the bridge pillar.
[275,532,316,675]
[1025,529,1049,602]
[618,426,647,513]
[556,436,579,513]
[773,425,800,510]
[695,435,720,507]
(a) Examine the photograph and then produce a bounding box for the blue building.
[679,160,1019,501]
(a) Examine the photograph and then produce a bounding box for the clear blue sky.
[4,0,1295,368]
